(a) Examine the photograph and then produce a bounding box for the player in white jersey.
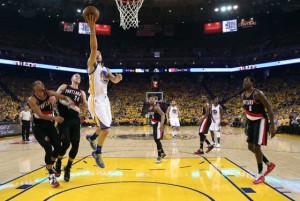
[166,101,180,142]
[85,15,122,168]
[209,97,223,148]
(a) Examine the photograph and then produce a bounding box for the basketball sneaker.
[92,151,105,168]
[48,174,60,188]
[264,162,276,176]
[161,153,167,158]
[64,166,71,182]
[156,157,162,164]
[216,143,220,148]
[86,134,97,150]
[194,149,204,155]
[206,145,214,153]
[253,174,265,184]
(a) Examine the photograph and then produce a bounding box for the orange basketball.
[83,6,100,22]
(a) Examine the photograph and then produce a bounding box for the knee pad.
[216,132,221,138]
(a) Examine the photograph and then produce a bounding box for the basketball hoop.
[115,0,144,30]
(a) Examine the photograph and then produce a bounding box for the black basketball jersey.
[58,85,82,118]
[148,104,161,123]
[32,90,53,125]
[242,88,267,120]
[202,102,210,116]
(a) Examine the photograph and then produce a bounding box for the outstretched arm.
[86,15,98,74]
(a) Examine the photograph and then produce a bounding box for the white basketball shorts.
[170,117,180,127]
[209,119,221,132]
[88,94,112,129]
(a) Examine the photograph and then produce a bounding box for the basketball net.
[115,0,144,30]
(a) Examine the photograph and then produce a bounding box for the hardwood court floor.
[0,126,299,201]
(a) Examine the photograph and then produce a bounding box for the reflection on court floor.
[1,157,293,201]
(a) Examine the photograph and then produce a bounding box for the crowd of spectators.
[0,67,299,135]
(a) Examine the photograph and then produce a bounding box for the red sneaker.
[264,162,276,176]
[206,145,214,153]
[253,174,265,184]
[194,149,204,155]
[49,174,60,188]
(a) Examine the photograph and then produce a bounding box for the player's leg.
[251,119,270,184]
[33,126,60,187]
[63,118,81,181]
[91,127,108,168]
[86,96,98,150]
[209,122,215,145]
[21,122,26,141]
[55,121,70,177]
[25,121,30,140]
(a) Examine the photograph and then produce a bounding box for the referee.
[19,105,32,141]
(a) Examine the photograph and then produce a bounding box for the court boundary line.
[43,181,216,201]
[225,157,295,201]
[4,156,89,201]
[3,156,295,201]
[1,166,46,186]
[202,156,253,201]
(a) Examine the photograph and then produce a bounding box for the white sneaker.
[216,143,220,148]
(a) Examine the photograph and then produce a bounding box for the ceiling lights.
[215,5,238,12]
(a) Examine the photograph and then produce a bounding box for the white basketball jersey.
[169,106,179,118]
[211,104,221,120]
[88,64,109,96]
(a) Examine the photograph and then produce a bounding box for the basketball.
[83,6,100,22]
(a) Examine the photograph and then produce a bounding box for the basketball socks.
[90,133,98,140]
[158,149,162,157]
[66,160,72,169]
[48,168,54,175]
[258,163,263,174]
[200,142,204,150]
[216,132,221,144]
[96,145,102,154]
[211,136,215,144]
[263,155,270,165]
